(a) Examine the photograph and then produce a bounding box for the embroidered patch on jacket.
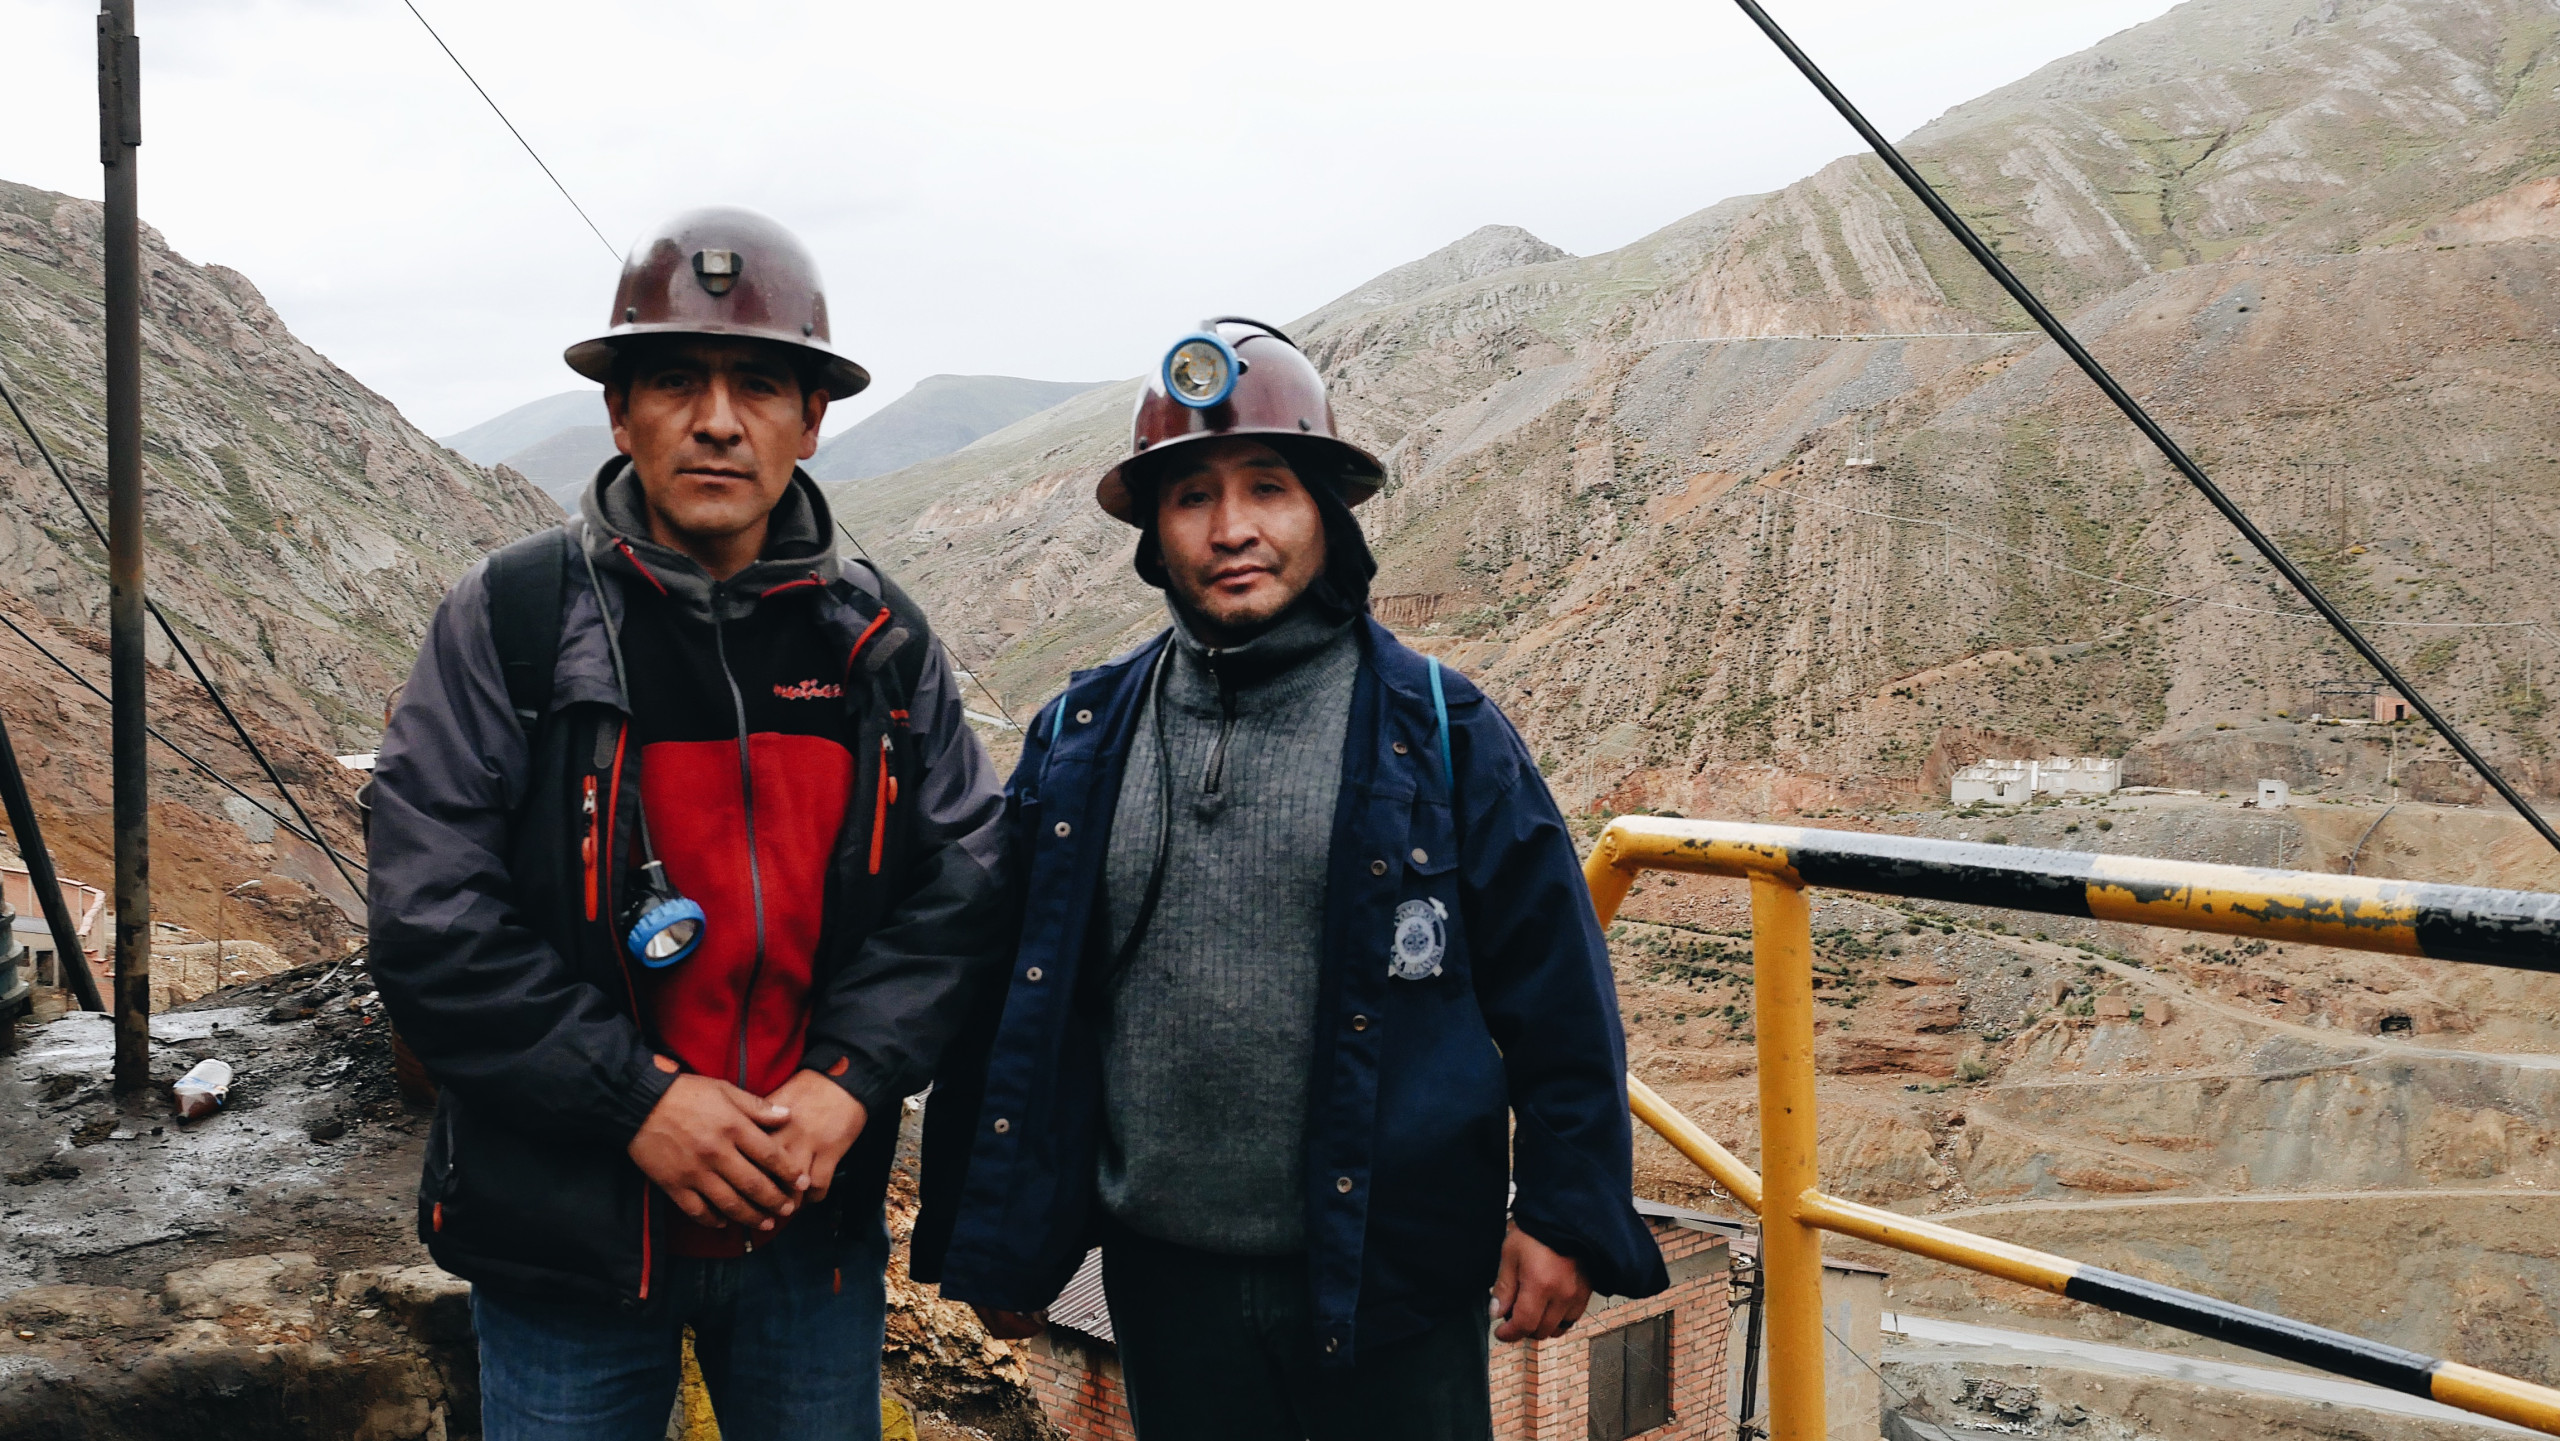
[773,679,844,701]
[1389,897,1448,980]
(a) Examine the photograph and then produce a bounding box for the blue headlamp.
[1162,331,1241,409]
[622,860,706,968]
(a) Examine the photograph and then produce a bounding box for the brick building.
[1017,1199,1741,1440]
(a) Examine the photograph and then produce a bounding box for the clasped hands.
[626,1056,869,1230]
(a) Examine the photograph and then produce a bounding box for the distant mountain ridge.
[440,374,1106,509]
[811,374,1106,483]
[439,389,604,465]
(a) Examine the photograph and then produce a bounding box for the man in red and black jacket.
[368,208,1009,1441]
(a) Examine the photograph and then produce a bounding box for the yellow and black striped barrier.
[1592,818,2560,1440]
[1587,816,2560,969]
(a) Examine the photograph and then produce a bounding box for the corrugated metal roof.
[1047,1247,1113,1344]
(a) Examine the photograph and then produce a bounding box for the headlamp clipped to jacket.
[623,855,704,968]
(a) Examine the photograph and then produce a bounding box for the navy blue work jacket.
[912,619,1666,1363]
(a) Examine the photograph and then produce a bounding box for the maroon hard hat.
[1095,318,1384,525]
[564,206,870,399]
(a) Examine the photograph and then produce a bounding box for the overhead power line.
[1725,0,2560,857]
[398,0,619,262]
[0,609,358,872]
[0,366,367,895]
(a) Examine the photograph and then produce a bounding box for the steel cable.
[0,367,366,890]
[0,609,358,871]
[1724,0,2560,856]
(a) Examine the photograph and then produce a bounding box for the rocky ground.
[0,964,1055,1441]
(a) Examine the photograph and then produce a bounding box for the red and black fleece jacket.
[366,465,1010,1303]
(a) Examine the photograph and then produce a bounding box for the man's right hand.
[627,1067,800,1229]
[972,1305,1046,1340]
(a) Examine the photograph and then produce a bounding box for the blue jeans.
[471,1209,888,1441]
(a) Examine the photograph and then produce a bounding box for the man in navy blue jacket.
[912,319,1664,1438]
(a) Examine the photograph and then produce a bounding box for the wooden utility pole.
[99,0,149,1092]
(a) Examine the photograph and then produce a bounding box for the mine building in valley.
[1948,757,2121,805]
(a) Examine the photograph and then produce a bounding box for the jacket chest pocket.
[1387,798,1461,983]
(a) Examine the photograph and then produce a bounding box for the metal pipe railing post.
[1751,874,1825,1441]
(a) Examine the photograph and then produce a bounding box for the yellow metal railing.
[1587,816,2560,1440]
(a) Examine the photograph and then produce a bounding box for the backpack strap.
[845,557,934,716]
[483,528,570,731]
[1427,655,1455,795]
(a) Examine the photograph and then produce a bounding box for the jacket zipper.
[869,733,896,875]
[710,598,771,1090]
[1200,653,1239,799]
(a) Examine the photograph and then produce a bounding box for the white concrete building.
[1950,757,2122,804]
[1950,761,2035,805]
[2038,757,2122,795]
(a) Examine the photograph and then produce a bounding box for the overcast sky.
[1,0,2174,440]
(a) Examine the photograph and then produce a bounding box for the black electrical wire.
[0,609,361,872]
[397,0,619,262]
[1725,0,2560,857]
[0,368,367,889]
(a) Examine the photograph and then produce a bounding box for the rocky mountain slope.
[0,178,556,954]
[832,0,2560,818]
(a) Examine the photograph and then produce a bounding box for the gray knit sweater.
[1096,604,1361,1255]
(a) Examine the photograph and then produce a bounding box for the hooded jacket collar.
[578,455,841,623]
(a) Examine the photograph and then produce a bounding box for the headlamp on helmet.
[1162,331,1243,409]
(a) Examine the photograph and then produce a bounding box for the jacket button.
[1410,847,1429,865]
[1392,741,1408,755]
[1054,821,1072,838]
[1325,1336,1340,1354]
[1370,859,1387,876]
[1076,709,1093,724]
[1335,1175,1354,1193]
[993,1118,1011,1134]
[1351,1014,1370,1031]
[1025,966,1044,983]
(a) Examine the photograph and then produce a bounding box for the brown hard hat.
[564,206,870,399]
[1095,318,1384,525]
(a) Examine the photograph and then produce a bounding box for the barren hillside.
[834,0,2560,813]
[0,178,555,958]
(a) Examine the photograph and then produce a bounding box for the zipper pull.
[582,776,600,922]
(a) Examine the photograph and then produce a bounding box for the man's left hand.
[1491,1222,1592,1343]
[763,1070,870,1203]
